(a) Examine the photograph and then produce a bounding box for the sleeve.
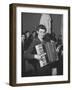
[24,40,35,59]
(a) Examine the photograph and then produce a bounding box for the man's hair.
[32,30,36,34]
[36,24,47,32]
[25,31,30,34]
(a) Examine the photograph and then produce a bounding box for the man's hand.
[34,53,46,60]
[34,54,41,60]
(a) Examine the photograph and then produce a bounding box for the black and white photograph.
[9,3,70,86]
[21,13,63,77]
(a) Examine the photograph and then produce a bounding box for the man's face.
[26,32,30,38]
[32,32,36,37]
[37,29,46,39]
[21,35,25,42]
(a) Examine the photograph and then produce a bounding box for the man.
[24,31,31,50]
[24,24,52,76]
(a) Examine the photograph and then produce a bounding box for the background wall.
[51,14,63,39]
[22,13,41,33]
[22,13,62,39]
[0,0,72,90]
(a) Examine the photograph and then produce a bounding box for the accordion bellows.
[45,41,58,62]
[35,41,58,67]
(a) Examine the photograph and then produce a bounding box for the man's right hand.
[34,53,46,60]
[34,54,41,60]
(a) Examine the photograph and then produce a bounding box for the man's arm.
[24,40,41,60]
[24,40,35,59]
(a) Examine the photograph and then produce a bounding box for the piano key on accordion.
[35,44,48,67]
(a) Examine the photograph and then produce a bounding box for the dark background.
[21,12,63,39]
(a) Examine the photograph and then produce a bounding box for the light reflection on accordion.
[35,41,58,67]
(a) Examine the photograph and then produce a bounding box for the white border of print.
[16,7,68,83]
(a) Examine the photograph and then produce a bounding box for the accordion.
[35,41,58,67]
